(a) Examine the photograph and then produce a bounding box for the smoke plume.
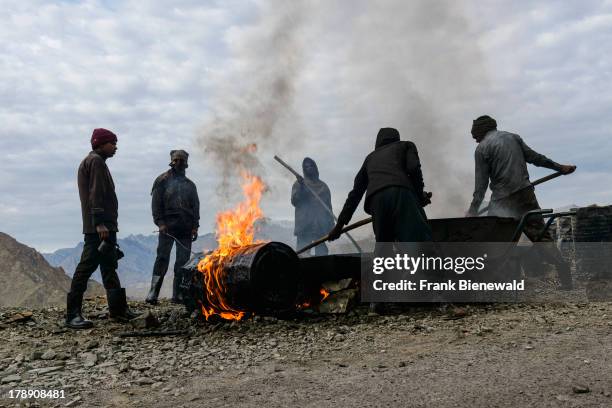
[325,0,488,217]
[198,0,487,218]
[197,1,310,198]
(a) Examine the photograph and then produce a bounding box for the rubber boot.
[65,292,93,330]
[145,275,163,305]
[171,269,184,304]
[107,288,141,322]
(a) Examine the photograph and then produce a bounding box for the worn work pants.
[369,186,432,243]
[70,232,122,295]
[296,233,329,256]
[369,187,434,307]
[488,187,572,287]
[151,233,192,300]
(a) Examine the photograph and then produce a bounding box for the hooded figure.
[291,157,335,256]
[146,149,200,304]
[328,127,432,244]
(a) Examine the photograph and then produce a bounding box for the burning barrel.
[221,242,301,314]
[183,241,302,319]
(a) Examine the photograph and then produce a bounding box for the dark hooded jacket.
[291,158,335,236]
[78,151,119,234]
[151,169,200,237]
[337,128,425,225]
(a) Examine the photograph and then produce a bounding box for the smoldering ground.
[196,0,488,220]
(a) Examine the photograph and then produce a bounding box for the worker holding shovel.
[466,115,576,289]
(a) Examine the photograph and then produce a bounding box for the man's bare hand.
[159,224,168,234]
[96,224,109,241]
[559,164,576,175]
[191,228,198,242]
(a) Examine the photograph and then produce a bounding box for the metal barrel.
[223,242,301,314]
[181,242,301,316]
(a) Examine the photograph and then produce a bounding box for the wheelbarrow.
[298,209,577,299]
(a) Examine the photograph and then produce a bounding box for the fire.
[296,288,331,311]
[320,288,330,301]
[197,172,266,321]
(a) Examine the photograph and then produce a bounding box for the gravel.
[0,298,610,407]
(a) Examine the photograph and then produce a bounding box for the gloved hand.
[559,164,576,175]
[421,191,432,207]
[96,224,109,241]
[327,223,344,241]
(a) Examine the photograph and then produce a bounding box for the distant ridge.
[0,232,103,308]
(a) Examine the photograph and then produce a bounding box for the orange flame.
[320,288,330,301]
[197,172,266,321]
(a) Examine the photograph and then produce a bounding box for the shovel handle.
[477,171,565,215]
[297,217,373,255]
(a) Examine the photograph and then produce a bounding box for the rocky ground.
[0,298,611,408]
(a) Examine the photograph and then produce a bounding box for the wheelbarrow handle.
[533,210,577,242]
[511,209,553,242]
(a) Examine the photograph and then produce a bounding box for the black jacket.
[151,169,200,236]
[337,130,425,225]
[78,151,119,234]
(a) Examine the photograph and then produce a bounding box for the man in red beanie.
[65,128,139,329]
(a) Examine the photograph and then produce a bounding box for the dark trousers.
[370,187,432,243]
[70,232,121,295]
[369,187,433,306]
[489,187,572,286]
[296,233,329,256]
[152,233,192,298]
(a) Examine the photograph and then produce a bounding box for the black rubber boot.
[107,288,141,322]
[65,292,93,330]
[171,270,184,304]
[145,275,163,305]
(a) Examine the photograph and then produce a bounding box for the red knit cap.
[91,128,118,149]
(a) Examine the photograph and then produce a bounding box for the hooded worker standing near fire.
[146,150,200,304]
[328,127,432,244]
[291,158,335,255]
[466,115,576,289]
[66,128,140,330]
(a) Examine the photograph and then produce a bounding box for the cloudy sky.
[1,0,610,252]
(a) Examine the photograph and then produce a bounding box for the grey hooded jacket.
[291,158,335,236]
